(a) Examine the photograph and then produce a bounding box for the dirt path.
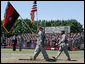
[1,52,84,63]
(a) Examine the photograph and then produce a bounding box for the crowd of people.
[1,32,84,50]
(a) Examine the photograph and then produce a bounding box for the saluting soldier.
[30,27,50,61]
[52,30,71,61]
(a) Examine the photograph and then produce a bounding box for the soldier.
[30,27,51,61]
[18,35,23,51]
[52,30,71,61]
[1,34,6,48]
[12,35,17,51]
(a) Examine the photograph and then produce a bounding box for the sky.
[1,1,84,28]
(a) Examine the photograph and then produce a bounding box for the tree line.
[1,19,83,38]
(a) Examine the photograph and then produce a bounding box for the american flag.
[30,1,37,23]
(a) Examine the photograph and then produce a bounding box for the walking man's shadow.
[19,59,30,61]
[57,59,77,61]
[69,59,77,61]
[18,58,56,62]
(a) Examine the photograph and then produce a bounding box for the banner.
[3,2,19,33]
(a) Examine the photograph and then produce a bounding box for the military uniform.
[33,30,49,60]
[53,33,71,60]
[18,36,23,51]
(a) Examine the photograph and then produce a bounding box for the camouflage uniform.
[53,33,71,60]
[33,30,49,60]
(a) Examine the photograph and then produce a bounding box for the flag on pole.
[3,2,19,33]
[30,1,37,23]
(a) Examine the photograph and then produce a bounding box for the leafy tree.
[1,19,83,38]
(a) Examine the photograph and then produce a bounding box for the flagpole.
[36,1,38,33]
[44,20,46,34]
[36,11,38,29]
[19,16,33,33]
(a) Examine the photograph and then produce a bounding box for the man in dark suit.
[12,35,17,51]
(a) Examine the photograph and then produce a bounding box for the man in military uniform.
[52,30,71,61]
[18,35,23,51]
[12,35,17,51]
[30,27,51,61]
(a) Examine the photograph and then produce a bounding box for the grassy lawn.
[1,48,84,63]
[1,48,84,55]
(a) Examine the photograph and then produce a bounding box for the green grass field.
[1,48,84,63]
[1,48,84,54]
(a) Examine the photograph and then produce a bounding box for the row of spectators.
[2,32,84,49]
